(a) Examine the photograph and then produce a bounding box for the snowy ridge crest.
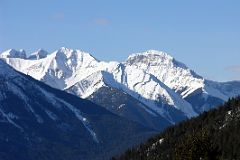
[0,49,26,59]
[1,47,240,123]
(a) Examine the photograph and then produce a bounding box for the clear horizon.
[0,0,240,81]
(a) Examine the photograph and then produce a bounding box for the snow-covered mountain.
[28,49,48,60]
[124,50,240,112]
[0,60,154,160]
[0,49,26,59]
[1,47,240,130]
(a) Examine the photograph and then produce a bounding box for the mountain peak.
[56,47,88,55]
[59,46,72,53]
[0,49,27,59]
[53,47,99,63]
[144,50,172,57]
[125,50,192,71]
[127,50,172,59]
[28,49,49,60]
[126,50,175,66]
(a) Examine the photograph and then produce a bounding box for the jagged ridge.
[1,47,240,130]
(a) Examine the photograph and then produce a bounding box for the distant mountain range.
[1,47,240,131]
[0,60,154,160]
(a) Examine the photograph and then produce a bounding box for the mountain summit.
[0,49,26,59]
[0,59,154,159]
[28,49,49,60]
[1,48,240,130]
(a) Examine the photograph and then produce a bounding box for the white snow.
[0,59,101,143]
[28,49,48,60]
[159,138,164,144]
[118,104,125,109]
[149,138,164,151]
[0,49,26,59]
[2,48,240,123]
[126,50,205,98]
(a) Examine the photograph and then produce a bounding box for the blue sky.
[0,0,240,81]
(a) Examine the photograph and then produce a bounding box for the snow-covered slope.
[1,48,240,129]
[28,49,48,60]
[125,50,240,112]
[0,60,154,159]
[126,50,204,98]
[0,49,26,59]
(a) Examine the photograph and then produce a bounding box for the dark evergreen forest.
[115,97,240,160]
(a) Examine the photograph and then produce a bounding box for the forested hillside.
[115,97,240,160]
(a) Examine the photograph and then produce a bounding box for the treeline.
[114,97,240,160]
